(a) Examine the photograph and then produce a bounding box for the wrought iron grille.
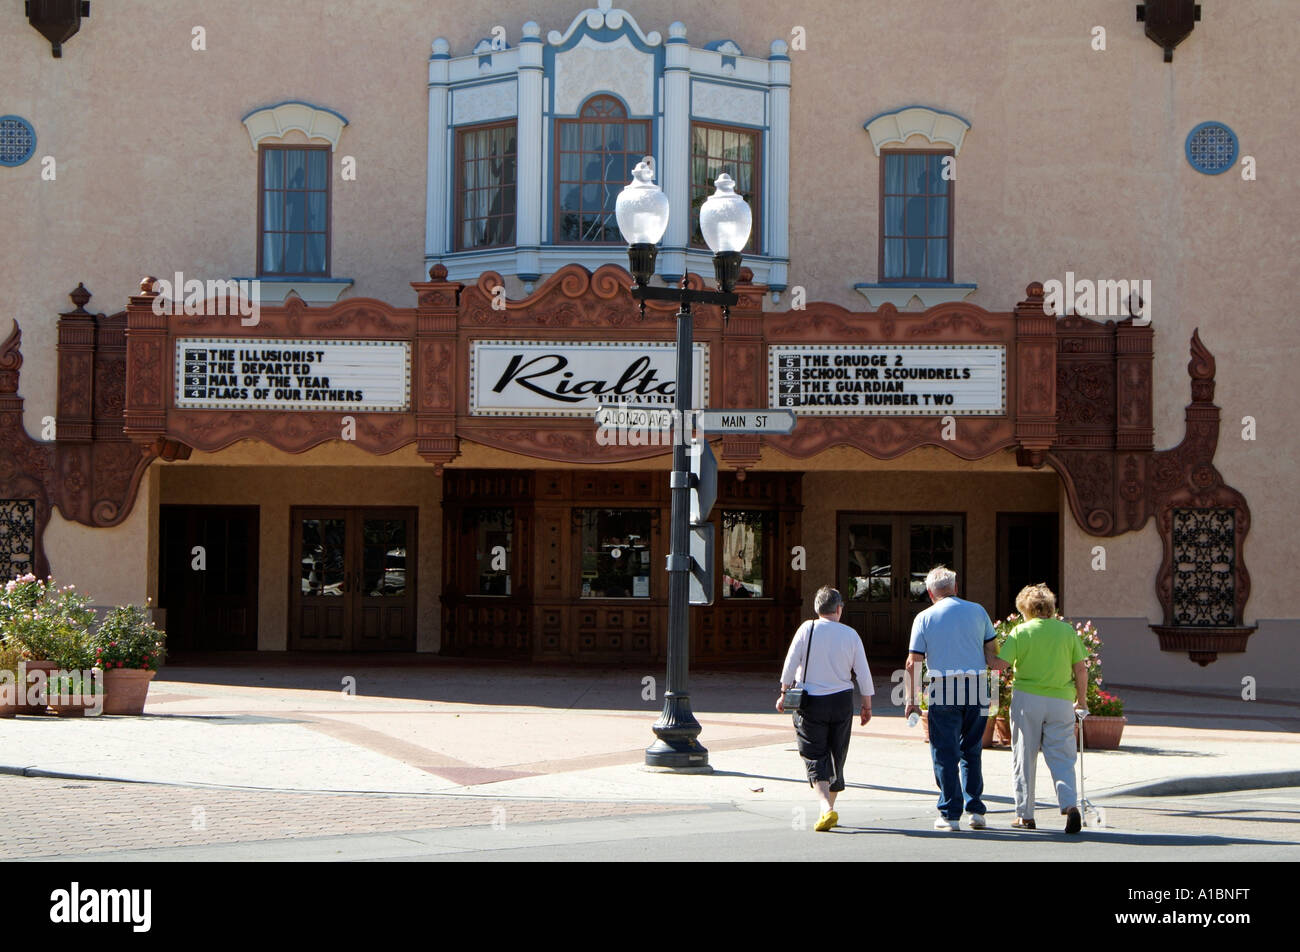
[0,499,37,580]
[1171,507,1236,626]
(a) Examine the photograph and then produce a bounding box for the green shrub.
[1,575,96,666]
[94,604,167,672]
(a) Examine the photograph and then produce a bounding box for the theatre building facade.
[2,2,1295,688]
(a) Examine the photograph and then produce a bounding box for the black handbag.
[782,619,818,713]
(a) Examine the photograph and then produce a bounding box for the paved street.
[3,775,1297,862]
[2,662,1298,862]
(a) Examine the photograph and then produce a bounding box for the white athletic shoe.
[934,817,960,831]
[968,813,986,830]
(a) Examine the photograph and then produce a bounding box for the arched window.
[555,95,650,243]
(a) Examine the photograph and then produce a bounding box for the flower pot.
[47,695,103,717]
[45,670,104,717]
[102,668,156,715]
[981,715,1011,748]
[1079,715,1126,750]
[15,660,58,715]
[920,710,929,742]
[994,716,1012,746]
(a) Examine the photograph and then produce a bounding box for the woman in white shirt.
[777,585,874,832]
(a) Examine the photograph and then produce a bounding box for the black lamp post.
[615,158,753,768]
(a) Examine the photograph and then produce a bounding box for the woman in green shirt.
[992,584,1088,833]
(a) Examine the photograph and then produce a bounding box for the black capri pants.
[793,689,854,791]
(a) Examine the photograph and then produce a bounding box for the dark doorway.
[290,507,417,651]
[838,512,965,664]
[996,512,1060,620]
[159,506,259,651]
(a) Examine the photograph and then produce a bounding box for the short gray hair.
[925,566,957,596]
[815,585,843,615]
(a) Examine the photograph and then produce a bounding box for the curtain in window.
[457,125,517,250]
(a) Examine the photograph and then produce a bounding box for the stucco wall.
[41,466,156,610]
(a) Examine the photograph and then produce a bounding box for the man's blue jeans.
[927,700,987,820]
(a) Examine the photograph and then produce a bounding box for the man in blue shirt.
[903,566,999,831]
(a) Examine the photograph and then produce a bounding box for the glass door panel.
[361,518,407,597]
[845,521,893,604]
[294,511,350,649]
[839,516,895,658]
[301,518,347,597]
[901,516,963,641]
[907,521,956,606]
[354,509,417,651]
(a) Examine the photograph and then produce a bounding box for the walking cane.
[1075,708,1106,828]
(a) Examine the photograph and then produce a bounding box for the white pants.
[1010,691,1078,818]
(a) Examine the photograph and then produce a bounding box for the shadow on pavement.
[1099,745,1216,758]
[142,713,304,726]
[830,826,1296,846]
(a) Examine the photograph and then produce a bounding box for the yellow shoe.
[814,810,838,832]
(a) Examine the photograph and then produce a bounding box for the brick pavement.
[0,775,712,859]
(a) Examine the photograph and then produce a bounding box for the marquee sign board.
[471,340,709,417]
[769,344,1005,415]
[175,338,410,412]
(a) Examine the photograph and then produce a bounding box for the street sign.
[695,409,796,434]
[689,522,714,606]
[689,438,717,524]
[594,404,677,430]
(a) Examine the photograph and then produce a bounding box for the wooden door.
[353,508,417,651]
[159,506,259,651]
[997,512,1059,620]
[840,516,896,658]
[290,507,417,651]
[899,515,964,640]
[838,512,964,664]
[292,508,350,650]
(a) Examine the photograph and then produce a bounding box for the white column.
[660,21,690,281]
[766,39,791,292]
[516,21,544,281]
[425,38,452,266]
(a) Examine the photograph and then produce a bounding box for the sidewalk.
[2,663,1297,808]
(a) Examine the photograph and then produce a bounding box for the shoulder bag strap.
[799,619,817,685]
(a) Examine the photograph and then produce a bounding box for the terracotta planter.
[994,717,1012,746]
[981,716,1011,748]
[45,671,104,717]
[920,710,929,741]
[103,668,156,715]
[1080,715,1126,749]
[47,695,103,717]
[15,660,58,715]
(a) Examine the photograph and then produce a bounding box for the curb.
[0,765,152,784]
[1101,770,1300,798]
